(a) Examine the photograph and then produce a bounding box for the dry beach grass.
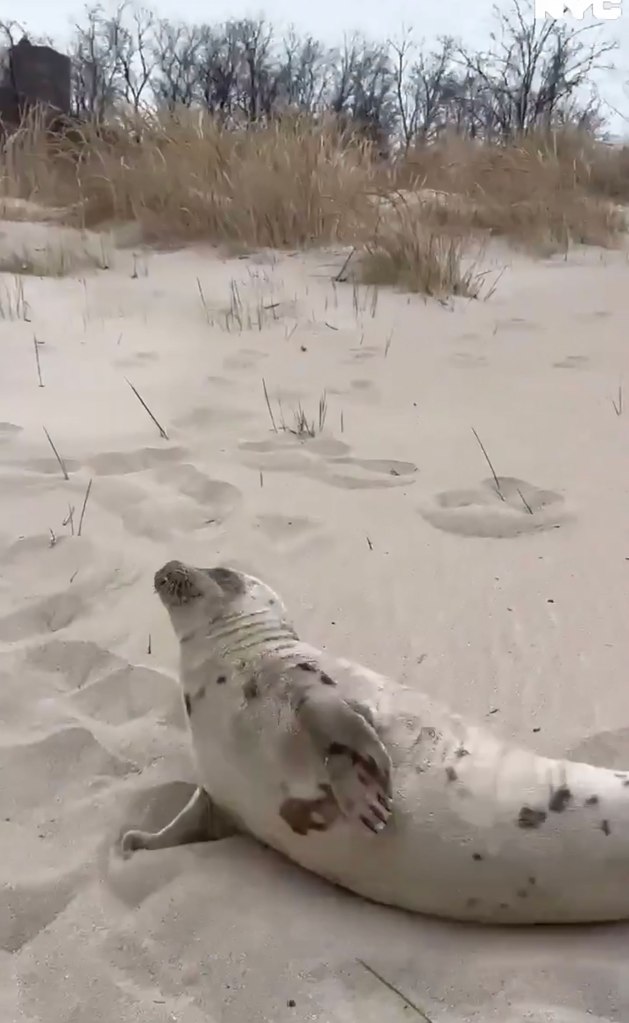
[0,109,626,295]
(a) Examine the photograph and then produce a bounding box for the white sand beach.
[2,215,629,1022]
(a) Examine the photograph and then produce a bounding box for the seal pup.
[121,559,629,925]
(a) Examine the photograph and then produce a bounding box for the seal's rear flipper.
[295,686,393,833]
[119,786,238,858]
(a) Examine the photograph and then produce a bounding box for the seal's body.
[121,561,629,925]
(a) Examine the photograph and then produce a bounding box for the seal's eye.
[202,567,245,596]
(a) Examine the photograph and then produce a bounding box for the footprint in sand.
[70,663,180,727]
[0,589,90,642]
[90,456,242,539]
[450,352,488,368]
[0,421,22,444]
[88,446,187,476]
[238,433,417,491]
[327,379,381,406]
[553,355,589,370]
[172,404,255,430]
[26,638,122,691]
[419,476,570,538]
[0,726,135,816]
[566,728,629,770]
[223,348,269,371]
[20,456,82,477]
[25,637,179,726]
[344,344,381,364]
[253,513,322,552]
[0,865,86,953]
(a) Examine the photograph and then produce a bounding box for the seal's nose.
[154,560,185,591]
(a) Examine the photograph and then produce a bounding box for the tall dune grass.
[395,131,627,254]
[0,108,625,296]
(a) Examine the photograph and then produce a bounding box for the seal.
[120,559,629,925]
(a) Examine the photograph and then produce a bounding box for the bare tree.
[115,3,155,110]
[390,32,458,147]
[275,28,331,113]
[150,18,205,108]
[47,0,620,144]
[70,3,124,117]
[457,0,616,137]
[328,33,396,146]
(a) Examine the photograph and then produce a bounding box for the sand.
[2,215,629,1022]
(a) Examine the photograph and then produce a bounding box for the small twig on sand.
[63,503,75,535]
[125,378,169,439]
[334,246,355,283]
[33,335,44,387]
[262,378,278,433]
[356,960,434,1022]
[196,277,211,323]
[517,487,534,515]
[43,426,69,480]
[612,385,623,416]
[49,528,57,547]
[147,634,152,655]
[77,478,93,536]
[471,427,504,501]
[259,471,264,488]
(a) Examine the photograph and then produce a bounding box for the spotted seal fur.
[120,559,629,924]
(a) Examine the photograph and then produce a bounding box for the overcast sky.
[2,0,628,135]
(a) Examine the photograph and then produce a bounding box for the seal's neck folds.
[186,606,299,663]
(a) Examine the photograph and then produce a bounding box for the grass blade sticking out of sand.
[125,379,169,439]
[42,427,69,480]
[262,378,279,433]
[471,427,504,501]
[33,336,44,387]
[77,478,93,536]
[357,960,434,1022]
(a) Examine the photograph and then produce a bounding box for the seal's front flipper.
[119,786,238,858]
[295,687,393,833]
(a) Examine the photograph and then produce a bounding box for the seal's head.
[154,559,291,643]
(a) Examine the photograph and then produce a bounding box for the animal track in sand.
[0,421,22,442]
[566,728,629,770]
[419,477,570,538]
[172,404,255,430]
[25,638,178,725]
[493,317,535,333]
[0,726,135,816]
[238,433,417,491]
[69,664,179,727]
[450,352,488,368]
[0,866,85,953]
[26,638,122,692]
[92,460,242,539]
[0,590,88,641]
[344,344,381,364]
[88,446,187,475]
[21,456,82,476]
[253,513,321,550]
[223,348,269,371]
[327,379,381,406]
[553,355,589,370]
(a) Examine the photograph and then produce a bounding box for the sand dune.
[2,218,629,1021]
